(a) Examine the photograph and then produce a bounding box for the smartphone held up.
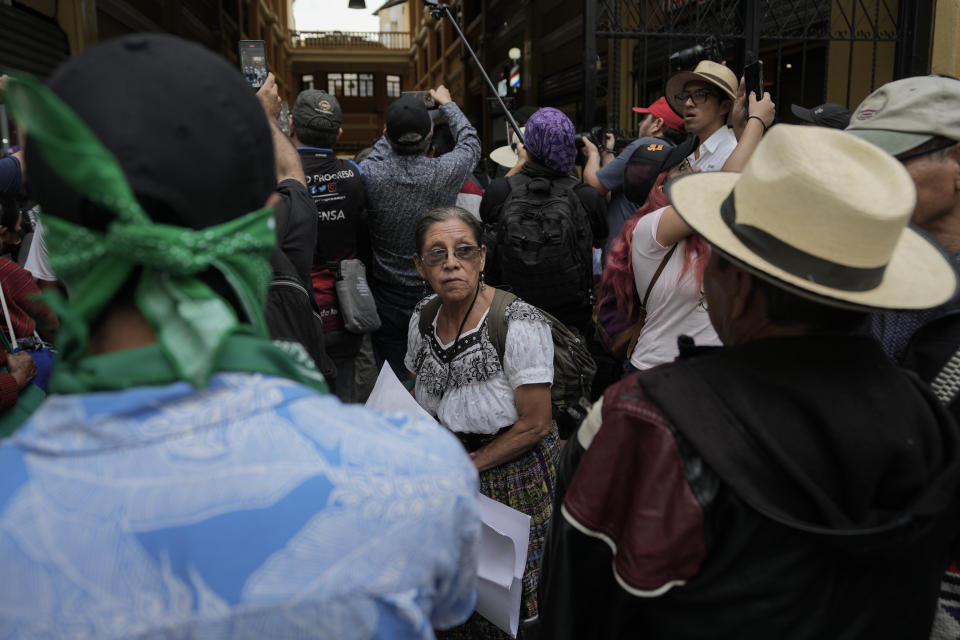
[239,40,267,90]
[744,60,763,114]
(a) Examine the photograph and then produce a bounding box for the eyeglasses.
[675,89,717,105]
[419,245,482,267]
[697,290,709,311]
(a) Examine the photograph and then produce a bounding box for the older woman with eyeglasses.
[405,206,557,638]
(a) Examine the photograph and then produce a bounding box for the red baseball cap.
[632,96,685,132]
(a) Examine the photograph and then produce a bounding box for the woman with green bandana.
[0,34,480,639]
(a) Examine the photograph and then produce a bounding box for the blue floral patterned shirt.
[0,373,480,639]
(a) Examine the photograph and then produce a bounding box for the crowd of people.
[1,30,960,639]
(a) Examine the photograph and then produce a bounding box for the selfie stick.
[424,0,524,142]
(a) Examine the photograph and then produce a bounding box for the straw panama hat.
[489,127,525,168]
[665,60,739,115]
[666,124,958,311]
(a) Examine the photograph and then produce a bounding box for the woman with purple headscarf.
[478,107,608,335]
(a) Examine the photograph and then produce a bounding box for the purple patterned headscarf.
[523,107,577,173]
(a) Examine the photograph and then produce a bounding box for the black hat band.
[696,71,736,97]
[720,191,886,291]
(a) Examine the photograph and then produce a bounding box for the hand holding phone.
[748,89,777,131]
[429,85,452,106]
[255,72,281,120]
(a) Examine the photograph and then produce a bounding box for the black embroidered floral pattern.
[415,322,503,396]
[504,301,550,326]
[412,298,550,397]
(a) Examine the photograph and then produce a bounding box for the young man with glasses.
[664,60,740,172]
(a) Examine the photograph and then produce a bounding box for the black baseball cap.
[623,135,697,205]
[790,102,852,129]
[26,33,275,231]
[386,95,432,147]
[292,90,342,134]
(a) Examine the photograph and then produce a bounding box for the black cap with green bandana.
[6,34,328,397]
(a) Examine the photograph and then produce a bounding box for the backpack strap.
[506,172,532,190]
[487,174,525,229]
[417,296,444,339]
[485,288,518,364]
[641,244,678,309]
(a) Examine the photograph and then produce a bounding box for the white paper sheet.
[476,494,531,638]
[364,363,436,424]
[476,575,524,635]
[365,366,531,637]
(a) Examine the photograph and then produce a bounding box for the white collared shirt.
[688,126,738,173]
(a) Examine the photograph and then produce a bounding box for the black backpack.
[418,289,596,439]
[493,174,594,315]
[265,247,338,388]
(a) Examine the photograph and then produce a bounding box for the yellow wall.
[932,0,960,77]
[826,0,898,109]
[58,0,99,54]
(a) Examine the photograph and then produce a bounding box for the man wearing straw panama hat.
[539,124,960,640]
[664,60,739,172]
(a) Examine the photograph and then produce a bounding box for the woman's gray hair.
[415,206,483,254]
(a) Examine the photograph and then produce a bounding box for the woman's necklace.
[439,281,482,399]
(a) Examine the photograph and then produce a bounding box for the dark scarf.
[521,156,573,179]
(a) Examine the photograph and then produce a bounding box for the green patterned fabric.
[4,72,328,395]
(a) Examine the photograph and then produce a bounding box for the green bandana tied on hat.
[5,72,328,395]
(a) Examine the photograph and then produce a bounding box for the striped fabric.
[439,426,561,639]
[0,256,54,338]
[455,177,484,220]
[932,564,960,639]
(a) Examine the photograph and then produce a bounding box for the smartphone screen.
[239,40,267,89]
[744,60,764,111]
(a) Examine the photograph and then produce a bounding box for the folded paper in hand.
[476,494,530,637]
[364,364,530,637]
[364,363,435,423]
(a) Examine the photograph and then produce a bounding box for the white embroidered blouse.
[405,295,554,435]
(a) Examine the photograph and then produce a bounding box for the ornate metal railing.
[291,31,411,50]
[586,0,917,129]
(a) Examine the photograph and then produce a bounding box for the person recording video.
[359,85,480,380]
[582,96,690,248]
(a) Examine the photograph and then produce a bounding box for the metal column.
[583,0,597,129]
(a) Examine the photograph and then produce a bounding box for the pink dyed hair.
[597,172,710,318]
